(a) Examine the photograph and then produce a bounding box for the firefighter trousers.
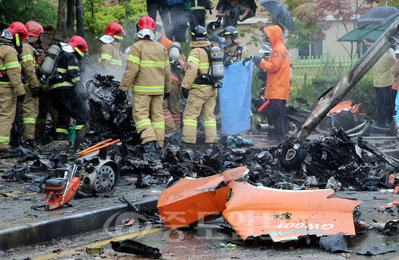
[19,84,39,140]
[50,88,88,140]
[0,87,17,150]
[36,87,58,141]
[163,81,181,132]
[133,94,165,148]
[181,86,218,144]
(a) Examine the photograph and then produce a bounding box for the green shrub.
[287,56,377,120]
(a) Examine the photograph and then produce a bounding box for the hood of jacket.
[190,40,211,48]
[263,25,283,47]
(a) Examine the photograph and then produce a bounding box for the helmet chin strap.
[74,47,84,57]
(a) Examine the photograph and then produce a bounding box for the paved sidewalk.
[0,171,164,251]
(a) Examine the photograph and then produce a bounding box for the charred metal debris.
[2,75,399,198]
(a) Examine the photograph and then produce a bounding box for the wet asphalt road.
[4,191,399,260]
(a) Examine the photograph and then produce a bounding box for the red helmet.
[105,22,125,37]
[67,35,88,55]
[2,22,28,42]
[26,21,43,37]
[137,16,155,32]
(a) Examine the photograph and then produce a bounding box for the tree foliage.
[0,0,57,27]
[83,0,146,35]
[289,0,380,57]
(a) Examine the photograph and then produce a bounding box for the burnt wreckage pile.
[2,75,397,194]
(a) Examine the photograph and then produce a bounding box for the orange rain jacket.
[259,25,290,100]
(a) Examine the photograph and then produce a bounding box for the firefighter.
[98,22,125,80]
[253,25,290,142]
[49,36,89,141]
[164,41,186,132]
[0,22,27,153]
[220,26,249,66]
[181,25,217,147]
[32,22,58,144]
[18,21,43,148]
[119,16,171,149]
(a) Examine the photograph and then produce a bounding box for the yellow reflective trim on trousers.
[22,118,36,124]
[75,125,84,130]
[135,119,151,128]
[56,128,68,134]
[0,136,10,142]
[131,85,164,93]
[187,56,199,65]
[2,61,21,69]
[183,119,197,126]
[204,120,216,127]
[21,54,34,63]
[152,122,165,128]
[57,68,67,73]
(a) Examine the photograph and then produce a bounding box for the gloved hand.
[182,88,189,99]
[17,94,26,102]
[224,59,233,68]
[253,56,262,67]
[31,88,41,98]
[164,93,170,100]
[242,56,252,65]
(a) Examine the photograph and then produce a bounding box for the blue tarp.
[219,60,252,134]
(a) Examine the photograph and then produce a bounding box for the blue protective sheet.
[219,60,252,134]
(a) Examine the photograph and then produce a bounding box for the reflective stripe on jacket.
[181,40,211,90]
[119,38,171,95]
[0,40,25,96]
[21,42,40,89]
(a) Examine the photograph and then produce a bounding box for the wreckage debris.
[222,181,361,242]
[319,233,350,253]
[157,166,248,230]
[356,247,396,256]
[110,239,161,259]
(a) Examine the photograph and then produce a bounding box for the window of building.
[296,36,324,61]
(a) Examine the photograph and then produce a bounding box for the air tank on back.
[40,44,61,77]
[169,42,181,62]
[210,46,224,81]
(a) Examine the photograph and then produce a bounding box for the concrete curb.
[0,198,158,250]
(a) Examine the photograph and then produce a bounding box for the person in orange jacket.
[253,25,290,142]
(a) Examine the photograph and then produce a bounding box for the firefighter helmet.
[137,16,155,32]
[26,21,44,37]
[67,35,88,56]
[2,22,28,42]
[220,26,239,40]
[105,22,125,38]
[191,25,207,41]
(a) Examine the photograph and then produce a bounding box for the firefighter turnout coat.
[98,41,123,78]
[181,40,217,144]
[164,53,186,132]
[19,41,40,140]
[49,49,88,140]
[119,37,171,148]
[0,39,25,150]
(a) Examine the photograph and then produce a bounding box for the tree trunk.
[66,0,75,31]
[57,0,66,32]
[76,0,84,37]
